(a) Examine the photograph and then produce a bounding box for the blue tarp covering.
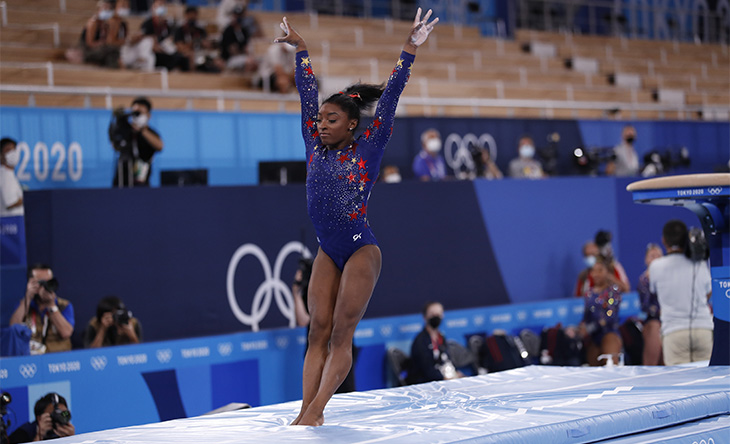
[47,365,730,444]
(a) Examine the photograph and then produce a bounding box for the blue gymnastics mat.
[51,365,729,444]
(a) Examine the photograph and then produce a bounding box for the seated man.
[8,393,75,443]
[220,5,260,72]
[9,264,75,354]
[174,6,223,73]
[84,295,142,348]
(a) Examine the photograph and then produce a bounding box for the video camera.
[640,147,691,177]
[108,107,137,157]
[686,227,710,262]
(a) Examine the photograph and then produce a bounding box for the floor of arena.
[52,365,729,444]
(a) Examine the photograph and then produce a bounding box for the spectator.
[473,144,503,180]
[574,240,599,297]
[580,256,622,366]
[649,220,713,365]
[174,6,223,73]
[406,301,460,384]
[606,125,639,177]
[216,0,246,31]
[9,264,75,354]
[83,296,142,348]
[82,0,121,68]
[508,135,544,179]
[109,96,163,187]
[594,229,630,292]
[412,129,447,181]
[0,137,23,217]
[637,243,664,365]
[255,42,295,92]
[381,165,402,183]
[115,0,157,71]
[221,5,260,72]
[8,393,75,443]
[139,0,188,72]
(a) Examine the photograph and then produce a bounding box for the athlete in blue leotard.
[275,10,438,426]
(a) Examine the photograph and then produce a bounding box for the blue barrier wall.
[1,178,695,344]
[0,107,727,189]
[0,294,641,436]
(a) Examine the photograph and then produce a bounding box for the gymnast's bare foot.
[295,411,324,426]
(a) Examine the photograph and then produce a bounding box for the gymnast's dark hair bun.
[323,82,385,126]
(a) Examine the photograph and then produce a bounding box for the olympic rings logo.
[90,356,107,371]
[19,363,37,379]
[227,241,313,332]
[707,187,722,195]
[443,132,498,177]
[156,349,172,363]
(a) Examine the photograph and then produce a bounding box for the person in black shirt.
[220,5,259,71]
[139,0,188,71]
[174,6,223,72]
[109,96,163,187]
[406,301,459,385]
[8,393,74,443]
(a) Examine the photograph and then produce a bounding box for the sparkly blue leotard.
[295,49,414,271]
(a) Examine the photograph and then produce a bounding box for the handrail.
[2,23,60,47]
[1,83,727,120]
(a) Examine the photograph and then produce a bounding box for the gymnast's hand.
[274,17,307,51]
[407,8,439,49]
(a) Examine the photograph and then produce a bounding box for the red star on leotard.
[304,66,313,75]
[364,128,372,139]
[346,172,356,182]
[349,211,358,220]
[357,158,367,169]
[373,118,382,128]
[312,130,319,139]
[338,153,349,164]
[359,202,367,215]
[306,118,314,128]
[360,172,371,183]
[308,152,314,165]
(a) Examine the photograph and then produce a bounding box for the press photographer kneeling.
[8,393,74,443]
[108,96,163,188]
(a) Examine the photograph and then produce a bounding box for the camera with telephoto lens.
[37,278,59,294]
[45,394,71,439]
[113,308,133,325]
[685,227,709,262]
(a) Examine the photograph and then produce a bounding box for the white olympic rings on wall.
[227,241,313,332]
[443,132,498,177]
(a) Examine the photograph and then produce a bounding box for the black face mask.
[427,316,442,329]
[625,136,635,144]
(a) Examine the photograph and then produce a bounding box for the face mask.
[4,149,19,167]
[132,114,149,127]
[584,255,596,268]
[155,6,167,17]
[625,136,635,144]
[519,144,535,158]
[98,9,113,20]
[384,174,401,184]
[427,316,442,329]
[117,8,130,17]
[426,138,441,153]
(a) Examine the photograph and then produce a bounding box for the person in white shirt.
[0,137,24,217]
[649,220,713,365]
[606,125,640,177]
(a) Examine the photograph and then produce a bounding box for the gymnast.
[274,9,438,426]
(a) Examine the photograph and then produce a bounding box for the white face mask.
[4,149,19,167]
[584,255,596,268]
[117,8,130,17]
[132,114,149,128]
[154,6,167,16]
[519,144,535,158]
[425,138,441,153]
[98,9,114,20]
[384,174,401,184]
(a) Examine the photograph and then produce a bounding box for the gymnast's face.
[317,103,357,149]
[590,262,609,287]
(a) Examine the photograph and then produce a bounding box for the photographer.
[8,393,74,443]
[83,296,142,348]
[9,264,75,354]
[109,96,163,187]
[469,142,503,180]
[649,220,713,365]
